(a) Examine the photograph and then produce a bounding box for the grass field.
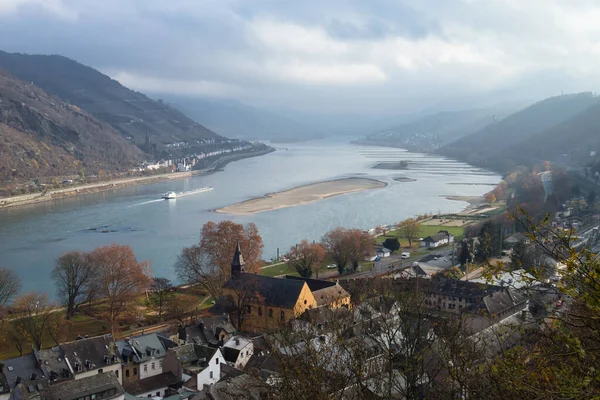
[377,224,465,247]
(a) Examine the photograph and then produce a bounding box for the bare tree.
[288,240,326,278]
[0,267,21,307]
[12,292,61,350]
[148,277,173,319]
[176,221,264,299]
[397,218,420,248]
[52,251,98,320]
[90,244,152,336]
[322,228,373,274]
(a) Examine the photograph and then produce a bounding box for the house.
[0,353,44,397]
[284,276,351,309]
[221,336,254,369]
[420,232,453,248]
[163,344,224,390]
[48,371,124,400]
[60,334,122,383]
[116,333,177,382]
[504,233,530,246]
[120,371,180,399]
[174,316,236,346]
[221,242,317,333]
[376,247,391,258]
[192,373,268,400]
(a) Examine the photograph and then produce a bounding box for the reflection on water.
[0,140,500,295]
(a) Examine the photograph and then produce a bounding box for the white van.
[401,252,410,259]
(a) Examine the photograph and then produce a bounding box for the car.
[401,252,410,259]
[374,256,381,261]
[327,264,337,269]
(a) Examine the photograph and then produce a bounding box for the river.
[0,139,500,295]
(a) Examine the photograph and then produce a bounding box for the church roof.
[231,241,245,268]
[223,274,307,309]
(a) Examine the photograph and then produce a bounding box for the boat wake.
[127,199,164,208]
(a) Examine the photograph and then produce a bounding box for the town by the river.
[0,139,500,295]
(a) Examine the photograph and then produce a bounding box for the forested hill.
[355,108,504,151]
[0,68,143,185]
[0,51,223,153]
[440,92,598,173]
[169,97,323,143]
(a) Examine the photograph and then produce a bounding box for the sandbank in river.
[216,177,387,215]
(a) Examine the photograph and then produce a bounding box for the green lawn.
[377,224,465,247]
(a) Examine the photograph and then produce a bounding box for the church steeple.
[231,241,245,278]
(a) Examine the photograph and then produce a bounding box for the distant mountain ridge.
[168,97,323,143]
[440,92,599,172]
[0,68,143,185]
[355,107,511,151]
[0,51,224,155]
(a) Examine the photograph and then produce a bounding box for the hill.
[168,97,323,143]
[0,51,224,156]
[0,68,144,187]
[440,93,598,172]
[355,108,506,151]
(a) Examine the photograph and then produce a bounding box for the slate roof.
[122,371,180,395]
[2,353,44,389]
[423,233,448,243]
[412,277,500,300]
[312,285,351,307]
[60,334,118,375]
[223,274,307,308]
[484,289,529,316]
[506,233,528,243]
[12,378,49,400]
[179,316,236,346]
[48,372,123,400]
[119,333,177,363]
[35,347,72,382]
[169,344,219,373]
[284,276,336,291]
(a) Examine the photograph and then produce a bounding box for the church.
[221,242,351,333]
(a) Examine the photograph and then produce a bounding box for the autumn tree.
[345,229,374,272]
[288,240,326,278]
[176,221,263,299]
[397,218,420,248]
[12,292,61,350]
[322,228,350,274]
[148,277,174,319]
[90,244,152,336]
[484,192,497,203]
[0,267,20,308]
[52,251,98,320]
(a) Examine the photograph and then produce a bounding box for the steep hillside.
[440,92,598,172]
[355,108,505,151]
[0,68,144,185]
[169,97,323,143]
[510,100,600,166]
[0,51,222,154]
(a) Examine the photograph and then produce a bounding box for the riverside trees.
[322,228,373,274]
[288,240,326,278]
[175,220,264,299]
[52,251,98,320]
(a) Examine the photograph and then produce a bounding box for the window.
[210,371,213,379]
[91,395,96,399]
[151,362,155,370]
[148,395,151,398]
[280,311,285,321]
[144,365,147,372]
[258,307,262,316]
[156,392,160,397]
[216,358,219,365]
[304,300,307,305]
[133,367,137,376]
[115,370,118,378]
[98,369,103,374]
[268,309,273,318]
[126,370,130,378]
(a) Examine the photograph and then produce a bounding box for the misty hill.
[0,51,223,153]
[355,108,506,151]
[168,97,323,143]
[440,92,598,172]
[0,68,143,185]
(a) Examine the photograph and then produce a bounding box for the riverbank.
[216,177,387,215]
[0,149,273,209]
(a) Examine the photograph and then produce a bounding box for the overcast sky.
[1,0,599,114]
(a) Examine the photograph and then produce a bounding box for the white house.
[121,333,178,380]
[376,248,391,258]
[222,336,254,369]
[61,334,123,384]
[420,232,453,248]
[163,344,225,390]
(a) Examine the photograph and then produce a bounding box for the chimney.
[235,338,240,346]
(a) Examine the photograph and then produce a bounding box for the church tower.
[231,241,245,278]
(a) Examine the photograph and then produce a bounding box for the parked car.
[327,264,337,269]
[374,256,381,261]
[401,252,410,259]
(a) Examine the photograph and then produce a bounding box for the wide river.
[0,140,500,295]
